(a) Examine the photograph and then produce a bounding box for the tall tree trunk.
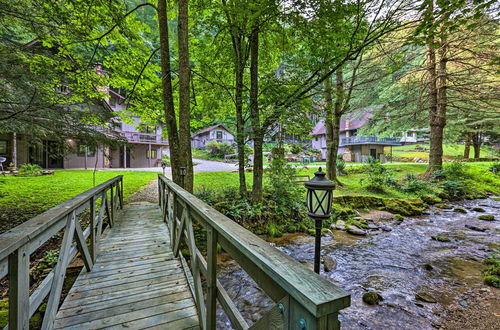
[177,0,193,192]
[427,41,444,172]
[472,132,481,158]
[235,63,247,197]
[324,73,342,184]
[249,28,263,202]
[158,0,181,184]
[463,133,471,159]
[12,132,17,167]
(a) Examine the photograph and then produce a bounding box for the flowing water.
[216,197,499,329]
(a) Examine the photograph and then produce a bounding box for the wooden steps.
[53,204,200,330]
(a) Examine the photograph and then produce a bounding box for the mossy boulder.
[333,196,424,216]
[432,236,451,242]
[472,207,486,212]
[478,215,495,221]
[362,292,383,305]
[323,256,337,273]
[345,224,366,236]
[435,203,452,209]
[420,194,442,205]
[491,197,500,202]
[453,208,467,214]
[483,275,500,288]
[415,291,437,303]
[394,214,404,221]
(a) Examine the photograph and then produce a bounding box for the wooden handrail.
[0,175,123,329]
[158,175,350,330]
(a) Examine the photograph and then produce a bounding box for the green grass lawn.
[193,162,500,199]
[386,143,497,159]
[191,148,225,161]
[0,170,157,232]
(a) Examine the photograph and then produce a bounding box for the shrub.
[288,143,304,155]
[488,162,500,174]
[336,158,346,176]
[267,222,283,238]
[440,180,467,199]
[19,163,43,176]
[162,154,171,166]
[401,173,427,193]
[443,161,469,180]
[360,157,397,193]
[266,151,304,210]
[205,140,235,158]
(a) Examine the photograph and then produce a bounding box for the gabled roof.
[310,106,383,136]
[192,124,232,137]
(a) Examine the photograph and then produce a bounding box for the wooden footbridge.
[1,175,350,330]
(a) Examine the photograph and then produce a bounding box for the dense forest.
[1,0,498,198]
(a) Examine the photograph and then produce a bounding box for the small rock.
[367,223,379,230]
[453,208,467,214]
[362,292,383,305]
[335,220,346,231]
[323,256,337,272]
[458,300,468,308]
[478,214,495,221]
[435,203,452,209]
[416,291,437,303]
[423,263,434,271]
[465,224,486,232]
[431,236,451,242]
[472,207,486,212]
[380,225,392,232]
[345,224,366,236]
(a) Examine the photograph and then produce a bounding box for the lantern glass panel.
[307,189,332,216]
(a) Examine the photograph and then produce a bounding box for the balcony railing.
[340,136,401,146]
[120,131,168,145]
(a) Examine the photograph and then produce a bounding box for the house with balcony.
[191,124,234,148]
[0,87,168,169]
[311,110,401,163]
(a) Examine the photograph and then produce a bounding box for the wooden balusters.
[8,244,30,330]
[206,227,218,330]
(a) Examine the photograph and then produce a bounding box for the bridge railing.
[158,175,350,330]
[0,175,123,329]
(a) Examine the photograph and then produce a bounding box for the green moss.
[0,298,7,328]
[483,275,500,288]
[453,208,467,213]
[435,203,452,209]
[394,214,404,221]
[420,194,442,204]
[491,197,500,202]
[478,214,495,221]
[267,222,283,238]
[333,195,424,216]
[473,207,486,212]
[362,292,383,305]
[307,228,316,236]
[432,236,451,242]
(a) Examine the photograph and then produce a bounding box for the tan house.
[0,90,168,169]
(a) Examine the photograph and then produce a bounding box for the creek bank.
[215,197,499,329]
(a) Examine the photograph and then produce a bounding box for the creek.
[216,197,499,329]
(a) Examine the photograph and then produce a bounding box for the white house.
[191,124,234,148]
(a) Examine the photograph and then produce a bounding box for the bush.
[205,140,235,158]
[266,150,304,210]
[162,154,171,166]
[483,251,500,288]
[441,180,468,199]
[360,157,397,193]
[443,161,469,180]
[488,162,500,174]
[19,163,43,176]
[336,158,346,176]
[288,143,304,155]
[401,173,427,193]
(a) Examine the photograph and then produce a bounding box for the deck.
[53,204,199,329]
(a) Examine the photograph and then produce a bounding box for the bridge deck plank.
[53,204,199,329]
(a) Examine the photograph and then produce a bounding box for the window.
[147,149,158,159]
[315,137,318,141]
[216,131,223,139]
[77,144,96,157]
[0,140,7,154]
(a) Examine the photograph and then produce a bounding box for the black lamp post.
[179,166,187,187]
[305,167,335,274]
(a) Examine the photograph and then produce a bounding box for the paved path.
[54,204,199,329]
[101,158,238,174]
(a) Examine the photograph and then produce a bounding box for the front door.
[370,148,377,160]
[119,146,131,168]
